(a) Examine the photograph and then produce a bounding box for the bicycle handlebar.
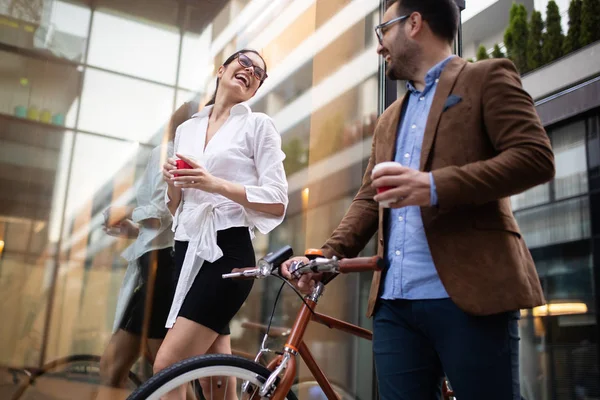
[338,256,384,273]
[222,246,383,280]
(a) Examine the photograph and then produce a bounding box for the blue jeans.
[373,298,521,400]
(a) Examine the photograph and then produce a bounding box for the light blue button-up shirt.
[381,56,454,300]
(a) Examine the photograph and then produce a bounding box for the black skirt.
[119,247,176,339]
[174,226,255,335]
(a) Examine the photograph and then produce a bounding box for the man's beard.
[386,40,420,81]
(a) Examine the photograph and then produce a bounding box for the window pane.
[515,197,591,249]
[511,183,551,211]
[552,120,588,200]
[87,8,179,84]
[0,50,80,128]
[178,28,213,91]
[78,68,175,142]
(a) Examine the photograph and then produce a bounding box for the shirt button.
[411,124,416,129]
[398,216,404,222]
[395,250,401,256]
[435,78,439,83]
[419,97,424,101]
[404,153,410,159]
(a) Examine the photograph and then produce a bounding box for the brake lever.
[288,260,305,279]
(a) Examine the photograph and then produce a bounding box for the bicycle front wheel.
[127,354,298,400]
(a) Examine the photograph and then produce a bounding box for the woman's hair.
[205,49,267,106]
[167,101,198,140]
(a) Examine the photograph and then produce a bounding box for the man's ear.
[407,12,425,38]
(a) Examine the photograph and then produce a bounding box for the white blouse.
[165,102,288,328]
[113,143,174,332]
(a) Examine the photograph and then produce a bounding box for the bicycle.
[238,321,357,400]
[127,246,456,399]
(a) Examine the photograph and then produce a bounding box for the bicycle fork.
[260,283,340,400]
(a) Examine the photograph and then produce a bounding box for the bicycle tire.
[292,378,359,400]
[127,354,299,400]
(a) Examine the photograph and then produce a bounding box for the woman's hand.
[172,154,223,193]
[163,157,178,187]
[103,219,139,238]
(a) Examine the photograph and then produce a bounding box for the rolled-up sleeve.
[245,116,289,234]
[134,142,173,226]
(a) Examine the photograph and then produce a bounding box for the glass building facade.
[0,0,598,399]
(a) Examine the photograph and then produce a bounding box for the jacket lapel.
[419,57,467,171]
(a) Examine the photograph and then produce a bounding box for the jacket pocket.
[473,214,522,238]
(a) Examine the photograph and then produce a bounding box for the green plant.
[564,0,583,53]
[527,10,544,70]
[466,58,474,63]
[504,3,529,73]
[581,0,600,46]
[543,0,565,63]
[476,44,490,60]
[491,44,505,58]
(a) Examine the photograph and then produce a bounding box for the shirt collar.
[192,102,252,118]
[405,55,455,94]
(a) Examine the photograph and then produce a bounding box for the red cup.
[376,186,394,194]
[174,159,193,177]
[372,161,399,208]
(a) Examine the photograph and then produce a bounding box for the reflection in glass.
[78,68,174,142]
[0,50,81,127]
[0,0,90,63]
[45,1,91,62]
[0,120,75,368]
[97,140,175,395]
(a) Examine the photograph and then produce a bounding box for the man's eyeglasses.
[374,15,409,45]
[237,53,268,82]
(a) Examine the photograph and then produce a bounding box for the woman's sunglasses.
[237,53,268,82]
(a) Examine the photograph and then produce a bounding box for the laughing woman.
[154,49,288,399]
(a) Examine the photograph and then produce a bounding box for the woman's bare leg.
[153,317,219,400]
[199,334,237,400]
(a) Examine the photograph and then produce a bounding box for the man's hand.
[371,163,431,208]
[280,256,323,294]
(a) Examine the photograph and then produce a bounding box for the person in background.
[282,0,555,399]
[98,102,195,395]
[153,49,288,400]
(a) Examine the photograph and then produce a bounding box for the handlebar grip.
[337,256,384,273]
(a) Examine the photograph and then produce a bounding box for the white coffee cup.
[372,161,400,208]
